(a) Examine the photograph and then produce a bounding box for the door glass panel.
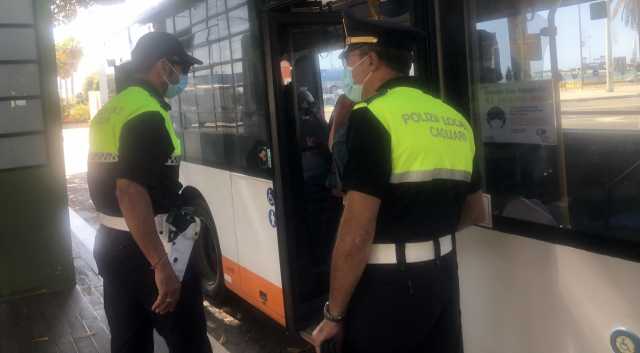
[181,71,197,127]
[318,49,345,122]
[193,45,210,66]
[208,0,226,16]
[212,64,235,126]
[191,2,206,24]
[228,6,249,34]
[195,69,214,126]
[231,34,244,60]
[208,14,228,40]
[211,39,231,64]
[227,0,247,9]
[166,17,174,33]
[175,10,190,32]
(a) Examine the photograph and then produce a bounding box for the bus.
[118,0,640,351]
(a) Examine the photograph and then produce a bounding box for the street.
[561,94,640,130]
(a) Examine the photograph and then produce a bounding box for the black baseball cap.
[131,31,203,72]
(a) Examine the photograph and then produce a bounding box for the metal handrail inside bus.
[605,158,640,230]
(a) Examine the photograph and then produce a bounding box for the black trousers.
[94,226,212,353]
[343,251,463,353]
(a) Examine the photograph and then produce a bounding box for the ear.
[369,51,382,71]
[150,59,168,78]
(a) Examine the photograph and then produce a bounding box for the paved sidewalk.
[560,82,640,102]
[0,238,110,353]
[69,224,231,353]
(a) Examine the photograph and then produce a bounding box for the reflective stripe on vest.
[89,86,182,163]
[354,86,475,184]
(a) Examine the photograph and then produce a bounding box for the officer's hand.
[311,319,343,353]
[152,259,181,315]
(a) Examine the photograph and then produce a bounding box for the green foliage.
[82,74,101,97]
[62,102,90,123]
[51,0,94,26]
[55,38,83,80]
[51,0,127,25]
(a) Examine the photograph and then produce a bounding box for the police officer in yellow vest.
[311,9,486,353]
[88,32,212,353]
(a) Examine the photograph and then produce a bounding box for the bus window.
[318,49,345,121]
[470,0,640,242]
[174,9,190,32]
[171,0,270,178]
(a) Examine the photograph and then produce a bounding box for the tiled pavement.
[0,238,110,353]
[0,172,311,353]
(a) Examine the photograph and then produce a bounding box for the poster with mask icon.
[477,80,557,145]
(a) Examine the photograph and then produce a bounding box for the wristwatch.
[323,302,345,323]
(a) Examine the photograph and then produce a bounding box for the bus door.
[263,1,431,336]
[263,9,345,333]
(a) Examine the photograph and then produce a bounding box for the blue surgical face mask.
[342,55,370,102]
[163,62,188,98]
[342,68,363,102]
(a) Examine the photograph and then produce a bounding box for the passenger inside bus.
[280,53,341,299]
[327,95,355,195]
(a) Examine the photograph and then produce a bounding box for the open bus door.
[261,1,435,338]
[262,9,345,336]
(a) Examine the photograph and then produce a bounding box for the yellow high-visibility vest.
[89,86,181,163]
[354,86,475,183]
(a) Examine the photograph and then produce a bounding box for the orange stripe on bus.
[221,256,286,326]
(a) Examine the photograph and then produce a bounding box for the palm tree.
[55,38,83,103]
[612,0,640,61]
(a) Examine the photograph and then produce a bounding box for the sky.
[318,49,344,71]
[54,0,160,90]
[477,1,639,78]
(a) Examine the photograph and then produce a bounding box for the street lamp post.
[578,4,585,89]
[605,0,615,92]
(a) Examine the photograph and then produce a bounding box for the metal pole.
[605,0,614,92]
[578,3,585,89]
[548,7,570,225]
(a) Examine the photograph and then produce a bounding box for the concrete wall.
[457,227,640,353]
[0,0,74,298]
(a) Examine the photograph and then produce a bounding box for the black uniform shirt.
[87,80,182,217]
[342,77,481,243]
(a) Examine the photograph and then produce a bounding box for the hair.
[131,58,158,77]
[486,106,506,128]
[354,44,413,75]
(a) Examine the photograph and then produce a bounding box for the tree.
[613,0,640,60]
[50,0,94,25]
[55,38,83,103]
[83,74,101,97]
[51,0,127,25]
